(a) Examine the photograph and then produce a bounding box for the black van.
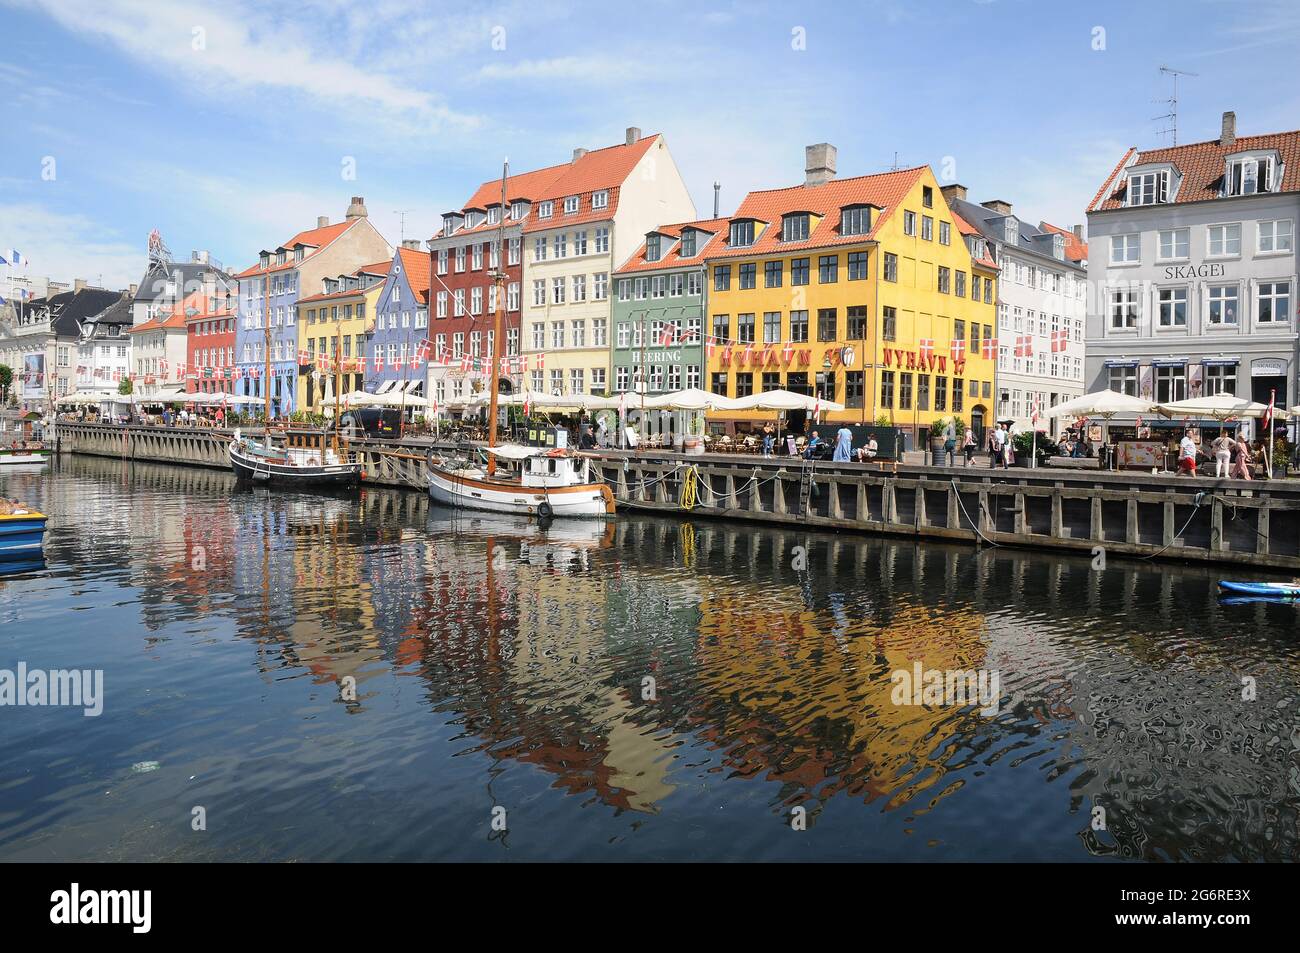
[339,407,402,439]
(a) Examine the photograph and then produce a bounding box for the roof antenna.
[394,209,411,243]
[1153,65,1197,145]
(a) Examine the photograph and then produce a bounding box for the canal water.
[2,455,1299,862]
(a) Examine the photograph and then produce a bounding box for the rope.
[679,465,700,510]
[950,478,1000,547]
[1138,491,1205,559]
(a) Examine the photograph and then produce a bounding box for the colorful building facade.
[703,145,998,442]
[368,244,432,398]
[184,285,238,394]
[295,261,388,409]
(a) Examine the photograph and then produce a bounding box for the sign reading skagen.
[1163,262,1228,280]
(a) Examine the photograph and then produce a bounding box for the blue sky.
[2,0,1298,289]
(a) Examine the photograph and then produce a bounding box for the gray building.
[1085,111,1298,431]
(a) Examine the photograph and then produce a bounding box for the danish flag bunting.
[980,336,998,360]
[1014,335,1033,358]
[918,338,934,362]
[1050,329,1068,353]
[949,338,965,362]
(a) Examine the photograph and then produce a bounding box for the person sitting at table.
[856,434,879,462]
[803,431,822,459]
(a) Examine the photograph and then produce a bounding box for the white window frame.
[1206,223,1242,258]
[1258,219,1294,255]
[1157,227,1189,261]
[1110,233,1140,265]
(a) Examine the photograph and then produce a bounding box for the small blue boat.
[1218,580,1300,599]
[0,504,48,559]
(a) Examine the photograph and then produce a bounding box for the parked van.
[338,408,402,439]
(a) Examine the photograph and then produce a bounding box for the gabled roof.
[1038,221,1089,262]
[134,260,234,302]
[948,211,999,271]
[949,198,1079,272]
[1088,129,1300,212]
[130,289,205,333]
[82,292,134,328]
[392,246,431,304]
[616,217,729,275]
[704,166,926,260]
[34,288,124,337]
[235,219,360,278]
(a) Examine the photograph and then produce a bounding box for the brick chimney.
[940,183,968,205]
[317,216,329,228]
[401,239,421,250]
[345,196,368,220]
[74,278,87,292]
[625,126,641,145]
[129,283,138,296]
[1072,224,1084,240]
[981,199,1013,216]
[805,143,837,188]
[1220,110,1236,147]
[572,147,588,162]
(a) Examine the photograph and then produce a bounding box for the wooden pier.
[49,422,1300,570]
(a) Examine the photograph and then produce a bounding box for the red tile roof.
[950,211,999,270]
[1037,221,1089,262]
[1089,130,1300,212]
[704,166,926,260]
[234,219,359,278]
[616,217,729,274]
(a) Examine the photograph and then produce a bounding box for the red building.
[185,287,238,394]
[424,164,565,404]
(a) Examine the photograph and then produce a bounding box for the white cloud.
[0,202,144,289]
[476,56,650,83]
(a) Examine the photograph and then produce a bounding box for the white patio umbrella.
[320,390,374,408]
[1157,393,1268,421]
[1045,389,1156,419]
[366,391,428,408]
[641,387,742,411]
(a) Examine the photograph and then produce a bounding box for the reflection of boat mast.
[486,160,508,476]
[263,268,272,439]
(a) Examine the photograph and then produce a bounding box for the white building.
[945,187,1088,434]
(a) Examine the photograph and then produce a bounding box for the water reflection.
[2,454,1298,861]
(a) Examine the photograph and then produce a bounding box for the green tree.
[118,378,133,396]
[0,364,11,404]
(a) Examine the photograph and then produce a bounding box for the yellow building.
[703,145,998,443]
[295,260,389,411]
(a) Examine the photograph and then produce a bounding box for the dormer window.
[1226,155,1275,196]
[1127,170,1169,206]
[511,201,527,220]
[679,229,697,258]
[1003,217,1019,244]
[841,206,871,236]
[730,220,756,247]
[782,213,810,242]
[1052,234,1065,260]
[538,201,554,219]
[563,196,579,215]
[646,234,662,261]
[442,214,459,234]
[276,250,287,265]
[487,207,501,225]
[592,190,609,210]
[294,247,304,262]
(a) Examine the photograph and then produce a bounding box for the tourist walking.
[942,420,957,467]
[986,425,1001,468]
[962,426,976,467]
[762,423,775,456]
[1233,434,1253,480]
[833,424,852,462]
[1177,432,1198,476]
[1211,431,1233,478]
[1002,426,1015,468]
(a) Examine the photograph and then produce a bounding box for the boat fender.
[537,500,554,520]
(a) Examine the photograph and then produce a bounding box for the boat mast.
[334,315,343,451]
[263,268,272,433]
[486,159,508,476]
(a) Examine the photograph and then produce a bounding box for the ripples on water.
[1,456,1298,861]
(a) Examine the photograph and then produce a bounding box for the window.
[714,265,731,291]
[592,318,606,346]
[879,370,895,408]
[593,273,608,300]
[763,311,781,343]
[1259,220,1293,254]
[595,228,609,253]
[883,253,898,282]
[818,255,838,283]
[552,277,566,304]
[531,323,545,350]
[616,366,630,391]
[817,308,837,341]
[1158,228,1189,260]
[1208,284,1239,325]
[921,216,933,241]
[532,280,546,307]
[533,237,547,261]
[592,190,608,210]
[1227,156,1274,196]
[737,313,755,343]
[1258,281,1291,323]
[954,270,966,297]
[882,306,896,342]
[572,274,586,302]
[939,221,951,245]
[538,201,553,219]
[903,210,916,236]
[555,233,567,258]
[507,282,520,311]
[789,310,808,343]
[937,266,950,294]
[508,238,521,265]
[634,277,648,300]
[472,243,483,270]
[1110,234,1140,264]
[618,279,632,302]
[1205,364,1236,396]
[846,306,867,339]
[1127,170,1169,206]
[687,271,702,297]
[791,257,810,286]
[845,370,864,409]
[571,321,585,347]
[730,220,755,247]
[572,231,587,255]
[1109,289,1139,329]
[646,234,661,261]
[847,251,868,280]
[651,275,666,299]
[842,206,870,236]
[563,196,579,215]
[898,372,913,410]
[551,321,565,348]
[1207,223,1241,257]
[739,262,756,289]
[1158,288,1187,327]
[679,230,696,257]
[713,314,730,342]
[782,213,809,242]
[1155,364,1186,402]
[711,372,728,396]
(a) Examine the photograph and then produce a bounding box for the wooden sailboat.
[228,267,362,486]
[426,161,614,519]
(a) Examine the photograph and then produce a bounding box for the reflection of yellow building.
[295,260,388,410]
[704,150,998,441]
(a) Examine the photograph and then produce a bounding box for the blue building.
[366,243,431,396]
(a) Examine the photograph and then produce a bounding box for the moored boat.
[1217,580,1300,599]
[0,442,51,466]
[427,444,614,518]
[229,428,362,487]
[0,500,48,559]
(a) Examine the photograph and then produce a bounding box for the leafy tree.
[118,378,133,396]
[0,364,11,403]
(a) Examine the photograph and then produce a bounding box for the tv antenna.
[394,209,411,242]
[1153,65,1197,145]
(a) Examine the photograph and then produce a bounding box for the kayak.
[1218,581,1300,598]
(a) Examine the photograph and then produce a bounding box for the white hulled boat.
[427,444,613,518]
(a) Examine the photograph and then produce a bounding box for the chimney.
[572,147,588,162]
[940,183,967,205]
[804,143,837,187]
[625,126,641,145]
[401,239,421,250]
[1220,110,1236,147]
[317,216,330,228]
[1072,224,1084,240]
[981,199,1013,216]
[129,283,138,296]
[74,278,87,292]
[713,181,721,218]
[191,249,209,264]
[345,196,368,220]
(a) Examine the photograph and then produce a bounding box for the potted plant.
[683,413,704,454]
[1272,438,1290,478]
